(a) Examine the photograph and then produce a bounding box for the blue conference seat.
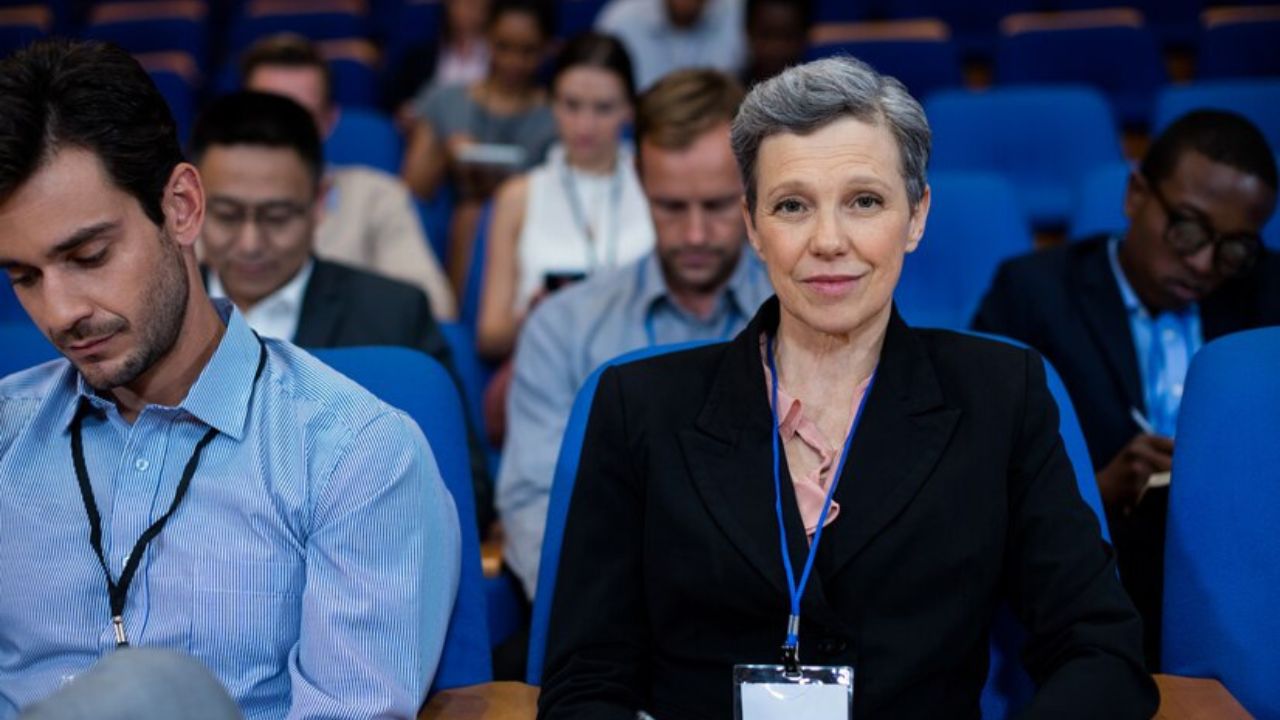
[1197,19,1280,81]
[994,24,1166,128]
[460,200,493,334]
[82,16,209,72]
[228,9,370,56]
[1068,161,1132,241]
[311,346,491,694]
[1163,327,1280,719]
[329,54,379,107]
[525,340,711,685]
[895,171,1031,330]
[0,321,57,379]
[926,85,1124,228]
[0,4,48,58]
[557,0,610,38]
[1152,80,1280,155]
[325,106,403,174]
[1,280,26,324]
[148,69,197,146]
[805,37,963,100]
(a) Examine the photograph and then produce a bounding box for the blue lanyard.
[766,333,875,671]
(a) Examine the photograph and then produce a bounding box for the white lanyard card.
[733,664,854,720]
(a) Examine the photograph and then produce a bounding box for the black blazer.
[540,297,1156,720]
[971,235,1280,665]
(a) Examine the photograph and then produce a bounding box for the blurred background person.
[387,0,493,122]
[241,34,457,320]
[538,56,1155,719]
[742,0,811,87]
[476,32,653,361]
[402,0,558,291]
[596,0,746,90]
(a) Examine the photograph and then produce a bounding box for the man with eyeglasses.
[973,109,1279,669]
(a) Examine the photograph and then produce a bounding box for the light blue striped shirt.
[0,300,460,719]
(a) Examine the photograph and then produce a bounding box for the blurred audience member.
[497,69,772,600]
[192,91,495,531]
[597,0,747,90]
[403,0,557,289]
[0,41,458,717]
[743,0,811,87]
[477,33,654,360]
[388,0,493,119]
[241,34,457,319]
[974,110,1279,668]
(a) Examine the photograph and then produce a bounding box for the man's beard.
[68,232,190,392]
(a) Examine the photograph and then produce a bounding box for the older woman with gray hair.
[539,57,1156,719]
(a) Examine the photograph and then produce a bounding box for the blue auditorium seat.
[894,171,1031,330]
[805,37,963,100]
[228,6,370,56]
[148,69,197,145]
[994,24,1166,128]
[1069,161,1132,241]
[557,0,610,38]
[325,106,403,174]
[329,53,379,107]
[525,340,711,686]
[0,280,26,324]
[460,200,493,333]
[1152,80,1280,159]
[82,14,209,72]
[0,321,57,379]
[311,346,493,694]
[1197,19,1280,81]
[1163,327,1280,719]
[927,85,1124,228]
[0,3,48,58]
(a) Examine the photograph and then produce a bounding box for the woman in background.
[476,32,654,360]
[402,0,557,289]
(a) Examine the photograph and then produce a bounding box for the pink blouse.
[762,343,872,538]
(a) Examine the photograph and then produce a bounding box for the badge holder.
[733,662,853,720]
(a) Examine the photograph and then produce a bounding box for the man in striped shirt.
[0,40,460,719]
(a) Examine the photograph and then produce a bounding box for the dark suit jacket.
[203,258,494,529]
[971,235,1280,666]
[539,297,1156,720]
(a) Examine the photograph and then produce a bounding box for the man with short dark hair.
[0,40,459,717]
[973,109,1279,667]
[239,33,457,319]
[496,69,774,600]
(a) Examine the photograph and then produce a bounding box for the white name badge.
[733,664,854,720]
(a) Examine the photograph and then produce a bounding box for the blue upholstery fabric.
[1197,20,1280,81]
[0,321,56,378]
[525,341,710,685]
[1068,161,1131,242]
[927,85,1124,228]
[326,107,404,174]
[895,171,1031,330]
[805,38,963,100]
[1163,327,1280,719]
[309,346,493,693]
[1153,80,1280,155]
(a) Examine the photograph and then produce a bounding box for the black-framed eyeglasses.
[1141,172,1261,277]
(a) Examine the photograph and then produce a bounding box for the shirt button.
[135,458,149,472]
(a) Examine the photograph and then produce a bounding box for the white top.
[207,259,313,342]
[596,0,746,89]
[514,144,655,312]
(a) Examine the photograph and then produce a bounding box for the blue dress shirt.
[1107,238,1203,436]
[495,250,774,598]
[0,300,460,719]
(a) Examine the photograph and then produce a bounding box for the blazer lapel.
[818,309,960,580]
[293,258,342,347]
[1072,241,1144,411]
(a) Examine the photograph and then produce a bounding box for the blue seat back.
[1163,327,1280,719]
[1068,160,1132,241]
[82,17,208,71]
[325,107,403,174]
[1198,20,1280,81]
[926,85,1124,227]
[525,340,712,685]
[805,38,963,100]
[0,321,57,379]
[309,346,492,693]
[437,321,494,448]
[228,10,369,56]
[994,25,1166,127]
[895,171,1031,329]
[148,69,196,146]
[460,200,493,333]
[966,332,1111,719]
[1153,80,1280,155]
[557,0,610,38]
[1,281,26,324]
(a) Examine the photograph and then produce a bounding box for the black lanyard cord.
[71,337,267,647]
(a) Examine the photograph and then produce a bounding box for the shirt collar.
[206,258,314,323]
[63,298,265,440]
[637,245,761,320]
[1107,236,1144,317]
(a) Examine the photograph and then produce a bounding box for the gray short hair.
[731,56,931,216]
